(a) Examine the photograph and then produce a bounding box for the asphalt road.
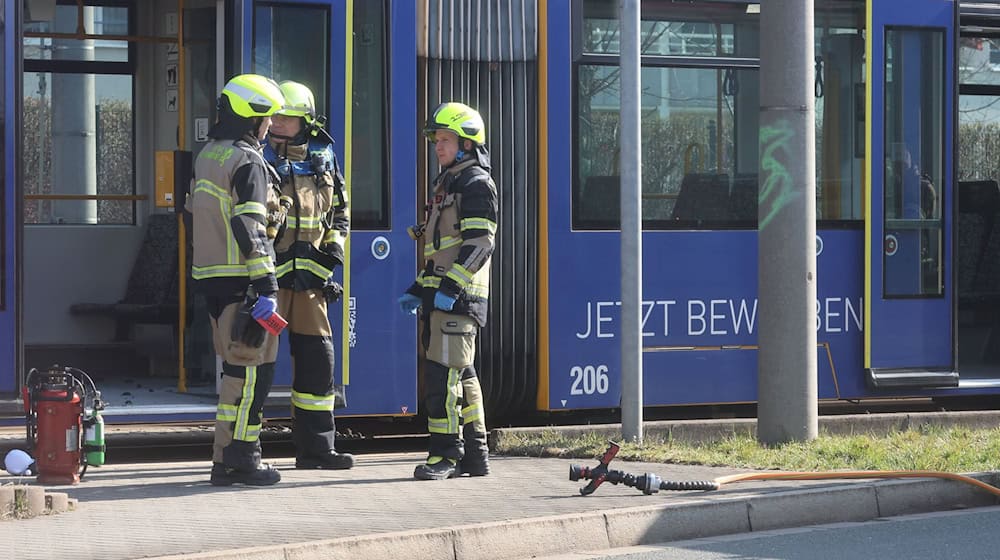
[528,505,1000,560]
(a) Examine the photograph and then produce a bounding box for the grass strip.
[495,425,1000,472]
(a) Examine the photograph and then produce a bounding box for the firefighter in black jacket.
[400,102,498,480]
[264,81,354,470]
[187,74,286,486]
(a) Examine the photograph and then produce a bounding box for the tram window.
[350,0,389,229]
[815,26,866,221]
[254,4,329,118]
[959,37,1000,85]
[958,36,1000,184]
[958,94,1000,183]
[574,2,867,227]
[581,0,753,58]
[574,65,760,230]
[23,4,129,63]
[22,3,136,225]
[883,27,944,297]
[23,73,135,225]
[254,2,388,229]
[575,1,761,230]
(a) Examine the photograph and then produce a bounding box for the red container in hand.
[256,311,288,336]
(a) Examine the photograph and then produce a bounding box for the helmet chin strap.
[448,138,472,166]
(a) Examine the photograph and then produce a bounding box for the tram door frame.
[0,0,17,396]
[864,0,958,389]
[955,10,1000,380]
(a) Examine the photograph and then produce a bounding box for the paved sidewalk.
[4,411,1000,560]
[2,450,999,560]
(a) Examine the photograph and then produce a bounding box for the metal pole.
[619,0,642,444]
[758,0,818,444]
[177,0,188,393]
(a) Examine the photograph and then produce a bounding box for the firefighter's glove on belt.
[323,278,343,303]
[398,293,421,316]
[434,292,457,312]
[233,302,267,348]
[251,295,278,321]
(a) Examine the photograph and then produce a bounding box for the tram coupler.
[569,441,720,496]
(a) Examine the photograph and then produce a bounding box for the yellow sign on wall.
[154,151,175,208]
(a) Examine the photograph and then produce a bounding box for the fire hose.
[569,441,1000,498]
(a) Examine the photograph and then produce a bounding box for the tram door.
[865,0,957,388]
[242,0,418,416]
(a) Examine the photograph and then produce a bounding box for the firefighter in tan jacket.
[188,74,285,486]
[264,81,354,470]
[400,102,498,480]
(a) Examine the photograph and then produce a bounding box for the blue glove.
[398,293,421,316]
[434,292,457,312]
[251,295,278,320]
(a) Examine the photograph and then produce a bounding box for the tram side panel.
[544,229,864,410]
[542,0,857,411]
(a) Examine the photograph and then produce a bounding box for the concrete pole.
[51,6,97,224]
[619,0,643,444]
[757,0,818,444]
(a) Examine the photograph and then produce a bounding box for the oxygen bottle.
[84,391,106,467]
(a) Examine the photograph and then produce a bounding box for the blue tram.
[1,0,999,425]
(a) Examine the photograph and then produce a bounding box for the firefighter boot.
[296,451,355,470]
[413,456,460,480]
[211,440,281,486]
[460,430,491,477]
[210,462,281,486]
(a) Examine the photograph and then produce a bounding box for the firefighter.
[264,81,354,470]
[188,73,286,486]
[400,102,498,480]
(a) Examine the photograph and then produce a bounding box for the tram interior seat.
[671,173,730,224]
[580,173,757,226]
[728,173,758,222]
[69,213,179,342]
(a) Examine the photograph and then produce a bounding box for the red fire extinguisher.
[24,365,105,485]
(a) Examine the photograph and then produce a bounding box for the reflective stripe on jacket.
[408,158,498,326]
[189,136,279,296]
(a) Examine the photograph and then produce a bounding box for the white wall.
[23,227,144,344]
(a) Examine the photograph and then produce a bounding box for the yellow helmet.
[276,81,316,125]
[220,74,285,118]
[424,102,485,145]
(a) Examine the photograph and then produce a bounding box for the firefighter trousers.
[277,288,341,457]
[421,310,488,461]
[207,296,279,469]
